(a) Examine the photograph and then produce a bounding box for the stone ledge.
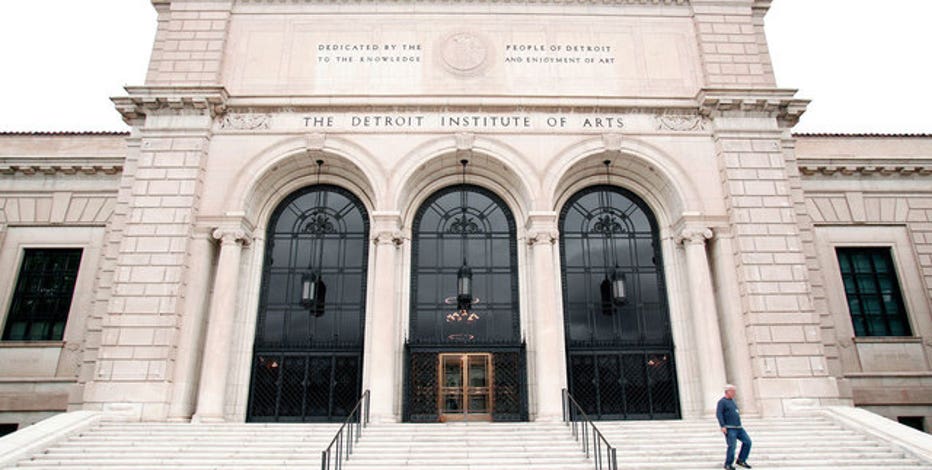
[234,0,689,4]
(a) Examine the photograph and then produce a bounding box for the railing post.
[595,435,601,470]
[562,389,567,423]
[611,447,617,470]
[321,450,327,470]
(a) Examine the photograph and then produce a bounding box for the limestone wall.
[797,135,932,425]
[0,133,125,426]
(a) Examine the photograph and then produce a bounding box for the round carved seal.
[441,32,489,75]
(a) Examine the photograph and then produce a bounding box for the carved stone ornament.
[602,133,623,152]
[373,230,405,246]
[220,113,271,130]
[526,229,559,246]
[455,132,475,151]
[676,227,713,245]
[656,114,706,132]
[212,227,252,246]
[441,32,489,75]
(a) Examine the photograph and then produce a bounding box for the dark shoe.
[724,466,735,470]
[736,462,752,469]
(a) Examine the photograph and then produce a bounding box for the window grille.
[3,249,82,341]
[836,247,911,337]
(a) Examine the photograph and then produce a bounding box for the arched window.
[409,185,519,345]
[405,184,527,422]
[248,185,369,422]
[560,185,679,419]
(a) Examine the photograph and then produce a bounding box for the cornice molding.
[698,88,809,127]
[223,95,701,115]
[797,159,932,177]
[0,158,124,176]
[112,86,229,125]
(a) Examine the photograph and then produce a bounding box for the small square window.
[2,249,82,341]
[836,248,911,337]
[0,423,17,437]
[897,416,925,432]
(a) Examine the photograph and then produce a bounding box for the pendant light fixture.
[599,159,627,315]
[301,159,327,317]
[446,159,479,324]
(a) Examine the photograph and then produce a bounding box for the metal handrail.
[562,388,618,470]
[320,390,371,470]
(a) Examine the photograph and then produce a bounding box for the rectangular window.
[897,416,925,432]
[0,423,18,437]
[2,248,82,341]
[836,247,911,337]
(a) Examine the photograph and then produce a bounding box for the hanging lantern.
[610,267,627,306]
[301,271,327,317]
[456,258,473,311]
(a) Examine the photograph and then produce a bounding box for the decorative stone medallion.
[440,32,490,76]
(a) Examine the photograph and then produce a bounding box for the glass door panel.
[439,353,493,421]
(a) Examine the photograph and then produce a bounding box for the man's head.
[724,384,737,399]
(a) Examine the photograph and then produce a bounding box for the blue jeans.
[724,427,751,466]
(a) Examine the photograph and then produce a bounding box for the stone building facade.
[0,0,929,432]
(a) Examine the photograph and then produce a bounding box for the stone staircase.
[342,421,593,470]
[599,416,932,470]
[3,414,931,469]
[4,422,340,469]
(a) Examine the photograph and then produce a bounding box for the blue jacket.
[716,397,742,429]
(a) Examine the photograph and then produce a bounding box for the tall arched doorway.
[404,184,527,422]
[247,185,369,422]
[560,185,679,420]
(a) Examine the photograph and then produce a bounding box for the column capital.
[527,229,559,246]
[676,227,713,246]
[212,227,252,246]
[525,211,560,246]
[373,230,405,247]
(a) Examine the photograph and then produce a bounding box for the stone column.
[167,229,214,421]
[365,225,403,422]
[192,227,250,422]
[678,227,728,416]
[710,231,759,415]
[527,213,567,421]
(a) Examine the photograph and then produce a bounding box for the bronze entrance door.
[438,353,493,422]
